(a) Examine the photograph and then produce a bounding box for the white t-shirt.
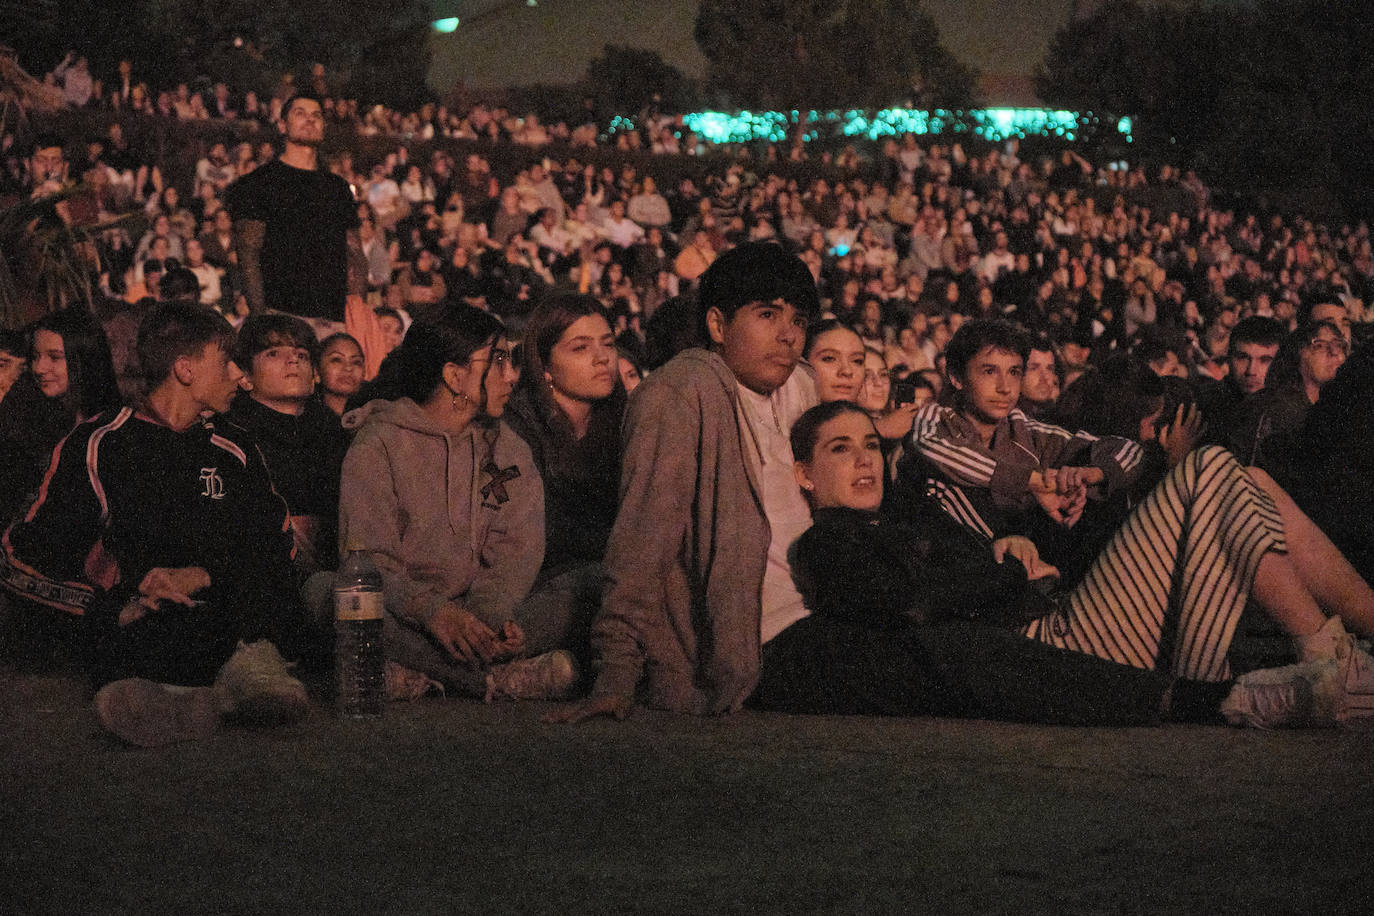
[189,263,223,306]
[736,376,816,644]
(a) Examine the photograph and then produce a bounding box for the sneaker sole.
[1339,687,1374,728]
[228,688,310,727]
[94,679,220,748]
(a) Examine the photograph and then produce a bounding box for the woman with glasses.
[1231,318,1348,470]
[335,305,579,702]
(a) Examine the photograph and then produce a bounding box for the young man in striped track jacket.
[894,319,1144,580]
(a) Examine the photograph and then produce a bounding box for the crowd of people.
[2,73,1374,747]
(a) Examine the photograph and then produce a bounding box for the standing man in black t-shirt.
[225,93,364,336]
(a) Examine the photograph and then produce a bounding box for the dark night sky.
[429,0,1080,101]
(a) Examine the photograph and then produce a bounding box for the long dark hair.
[1266,318,1342,392]
[790,400,875,463]
[355,304,506,410]
[30,308,121,418]
[1055,353,1163,440]
[515,292,626,471]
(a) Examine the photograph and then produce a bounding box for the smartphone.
[891,377,918,406]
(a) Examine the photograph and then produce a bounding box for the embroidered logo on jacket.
[479,461,520,508]
[199,467,226,499]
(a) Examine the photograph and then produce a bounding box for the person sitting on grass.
[551,242,821,722]
[503,293,626,584]
[895,319,1146,585]
[2,302,313,747]
[336,305,584,703]
[0,308,121,526]
[784,400,1374,728]
[227,313,351,578]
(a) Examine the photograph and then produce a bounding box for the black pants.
[84,591,312,688]
[750,616,1170,727]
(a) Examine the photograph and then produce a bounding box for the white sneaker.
[1331,629,1374,726]
[1296,616,1374,726]
[213,640,309,726]
[484,650,579,702]
[384,660,444,701]
[1220,659,1343,729]
[94,679,220,747]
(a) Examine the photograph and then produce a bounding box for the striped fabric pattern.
[1022,446,1285,681]
[926,480,996,542]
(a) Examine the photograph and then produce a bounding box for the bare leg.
[1251,551,1325,639]
[1249,467,1374,635]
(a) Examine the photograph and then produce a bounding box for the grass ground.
[4,666,1373,915]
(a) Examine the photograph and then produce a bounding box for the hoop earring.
[445,380,470,409]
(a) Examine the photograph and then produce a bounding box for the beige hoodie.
[338,397,544,630]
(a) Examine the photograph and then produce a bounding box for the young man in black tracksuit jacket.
[1,303,313,745]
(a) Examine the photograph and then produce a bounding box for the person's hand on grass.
[544,693,632,725]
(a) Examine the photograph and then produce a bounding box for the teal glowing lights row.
[662,109,1135,145]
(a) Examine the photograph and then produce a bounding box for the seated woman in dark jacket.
[503,293,626,582]
[767,401,1374,728]
[501,295,625,668]
[0,308,121,525]
[0,309,120,667]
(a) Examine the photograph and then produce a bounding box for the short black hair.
[235,313,317,369]
[1297,296,1345,326]
[697,241,821,344]
[29,133,65,157]
[1026,331,1059,376]
[944,319,1030,381]
[158,267,201,303]
[281,92,324,120]
[1130,327,1186,370]
[1229,316,1284,353]
[643,294,703,370]
[0,328,25,357]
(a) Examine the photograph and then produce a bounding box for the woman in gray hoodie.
[337,306,581,701]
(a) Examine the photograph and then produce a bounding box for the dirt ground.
[4,667,1373,915]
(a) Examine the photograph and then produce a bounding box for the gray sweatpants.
[304,563,602,696]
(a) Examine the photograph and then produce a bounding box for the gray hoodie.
[338,398,544,630]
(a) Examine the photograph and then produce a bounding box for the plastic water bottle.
[335,546,385,718]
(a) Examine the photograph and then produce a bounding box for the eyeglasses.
[1306,338,1349,358]
[469,349,511,368]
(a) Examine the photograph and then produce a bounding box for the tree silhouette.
[694,0,977,113]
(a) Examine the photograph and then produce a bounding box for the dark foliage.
[694,0,978,113]
[1037,0,1374,217]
